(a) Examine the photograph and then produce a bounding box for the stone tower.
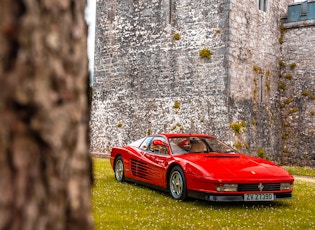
[280,1,315,165]
[91,0,315,166]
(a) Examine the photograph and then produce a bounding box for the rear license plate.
[244,193,274,201]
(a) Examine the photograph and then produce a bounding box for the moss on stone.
[199,48,212,59]
[230,121,246,136]
[302,90,311,96]
[173,100,180,109]
[173,33,180,40]
[290,63,297,70]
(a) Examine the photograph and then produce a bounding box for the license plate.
[244,193,274,201]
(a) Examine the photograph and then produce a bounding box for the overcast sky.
[85,0,96,84]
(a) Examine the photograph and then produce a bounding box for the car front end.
[186,173,294,202]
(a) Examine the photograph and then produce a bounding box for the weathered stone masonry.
[91,0,315,166]
[280,1,315,165]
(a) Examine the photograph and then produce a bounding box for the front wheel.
[169,166,187,200]
[114,156,125,182]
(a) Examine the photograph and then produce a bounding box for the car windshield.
[168,136,236,154]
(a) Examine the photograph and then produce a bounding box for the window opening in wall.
[258,0,268,12]
[301,1,308,16]
[259,75,264,102]
[169,0,172,24]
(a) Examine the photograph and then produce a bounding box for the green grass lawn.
[283,165,315,177]
[92,158,315,230]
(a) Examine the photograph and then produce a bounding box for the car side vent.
[131,158,149,179]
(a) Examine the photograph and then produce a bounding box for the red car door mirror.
[152,139,168,147]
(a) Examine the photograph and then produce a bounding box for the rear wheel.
[114,156,125,182]
[169,166,187,200]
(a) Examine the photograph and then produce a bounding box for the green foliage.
[288,107,299,114]
[284,121,291,127]
[285,73,293,79]
[147,129,152,135]
[290,63,297,70]
[302,90,311,96]
[173,100,180,109]
[117,123,123,128]
[265,70,271,90]
[282,133,289,139]
[265,69,270,77]
[279,24,287,45]
[284,98,292,105]
[279,23,287,34]
[93,158,315,230]
[265,82,271,91]
[279,37,284,44]
[173,33,180,40]
[171,122,183,131]
[253,65,264,74]
[230,121,246,136]
[199,48,212,59]
[310,111,315,116]
[251,119,257,125]
[278,82,286,91]
[257,147,268,159]
[279,60,285,67]
[233,141,243,149]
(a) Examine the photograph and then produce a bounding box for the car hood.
[175,153,293,180]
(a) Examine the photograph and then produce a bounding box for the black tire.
[169,166,187,200]
[114,156,125,182]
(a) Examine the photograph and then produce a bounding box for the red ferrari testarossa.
[110,133,294,202]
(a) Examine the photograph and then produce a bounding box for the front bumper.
[187,190,292,202]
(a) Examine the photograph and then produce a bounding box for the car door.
[128,136,153,183]
[141,136,172,188]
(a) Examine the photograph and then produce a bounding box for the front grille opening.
[238,183,281,192]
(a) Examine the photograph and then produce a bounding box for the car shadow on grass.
[188,198,291,209]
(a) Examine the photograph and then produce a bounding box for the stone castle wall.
[280,5,315,165]
[224,0,289,161]
[91,0,315,166]
[91,0,232,153]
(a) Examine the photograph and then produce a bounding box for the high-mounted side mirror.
[152,139,168,147]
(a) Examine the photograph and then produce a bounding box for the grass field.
[283,165,315,177]
[92,158,315,230]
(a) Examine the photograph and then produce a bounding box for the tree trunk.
[0,0,93,229]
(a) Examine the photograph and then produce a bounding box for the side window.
[148,136,168,155]
[139,137,153,151]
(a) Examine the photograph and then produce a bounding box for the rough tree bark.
[0,0,93,229]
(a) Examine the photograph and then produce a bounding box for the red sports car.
[110,133,294,202]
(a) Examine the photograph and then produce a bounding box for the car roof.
[155,133,216,138]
